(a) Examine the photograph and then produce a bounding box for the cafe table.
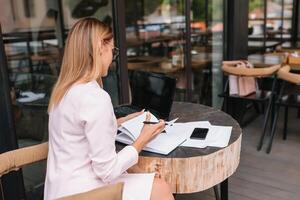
[116,102,242,200]
[248,53,300,72]
[248,53,285,67]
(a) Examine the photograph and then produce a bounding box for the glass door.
[0,0,119,198]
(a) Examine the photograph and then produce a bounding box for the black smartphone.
[190,128,209,140]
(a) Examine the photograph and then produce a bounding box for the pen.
[143,121,169,125]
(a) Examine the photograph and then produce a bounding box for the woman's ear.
[98,39,104,55]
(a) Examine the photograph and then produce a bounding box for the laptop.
[114,70,176,120]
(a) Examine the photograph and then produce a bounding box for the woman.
[44,18,174,200]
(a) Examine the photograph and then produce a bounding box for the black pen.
[143,121,169,125]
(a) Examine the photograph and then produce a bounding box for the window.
[23,0,36,18]
[248,0,294,53]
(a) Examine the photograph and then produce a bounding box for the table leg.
[213,185,220,200]
[220,179,228,200]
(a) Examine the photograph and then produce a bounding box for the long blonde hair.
[48,18,113,112]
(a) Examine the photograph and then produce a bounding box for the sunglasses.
[112,47,119,61]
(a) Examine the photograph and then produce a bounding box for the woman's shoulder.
[67,80,111,105]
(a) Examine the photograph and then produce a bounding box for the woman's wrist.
[132,137,147,152]
[117,117,126,127]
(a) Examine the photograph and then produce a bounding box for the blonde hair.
[48,18,113,112]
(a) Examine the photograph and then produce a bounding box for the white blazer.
[44,81,138,200]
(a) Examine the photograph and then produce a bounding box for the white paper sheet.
[180,124,232,148]
[17,91,45,103]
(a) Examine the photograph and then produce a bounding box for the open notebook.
[116,112,185,155]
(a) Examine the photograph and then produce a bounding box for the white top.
[44,81,139,199]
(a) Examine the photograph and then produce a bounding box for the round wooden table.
[117,102,242,199]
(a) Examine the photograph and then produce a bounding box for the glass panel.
[266,0,283,34]
[249,0,265,40]
[249,0,265,20]
[266,0,283,19]
[248,0,289,51]
[62,0,119,106]
[211,0,223,108]
[0,0,116,198]
[0,0,59,198]
[190,0,223,107]
[283,0,293,39]
[283,20,291,39]
[266,19,282,39]
[125,0,187,102]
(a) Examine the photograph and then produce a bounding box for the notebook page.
[120,112,158,139]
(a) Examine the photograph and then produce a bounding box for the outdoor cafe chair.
[220,61,281,151]
[0,142,124,200]
[266,65,300,153]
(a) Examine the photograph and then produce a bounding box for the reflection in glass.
[249,0,265,39]
[283,0,293,39]
[125,0,187,101]
[62,0,119,106]
[190,0,223,106]
[248,0,293,51]
[125,0,223,106]
[0,0,117,198]
[0,0,60,198]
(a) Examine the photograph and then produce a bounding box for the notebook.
[116,112,186,155]
[114,70,176,120]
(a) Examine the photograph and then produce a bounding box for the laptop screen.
[129,70,176,119]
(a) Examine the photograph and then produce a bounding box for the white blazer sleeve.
[79,90,138,183]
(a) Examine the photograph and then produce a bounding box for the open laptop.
[114,70,176,120]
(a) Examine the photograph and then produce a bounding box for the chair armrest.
[0,142,48,177]
[277,65,300,85]
[222,64,281,77]
[58,182,124,200]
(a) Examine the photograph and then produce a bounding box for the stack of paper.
[117,113,233,155]
[163,121,232,148]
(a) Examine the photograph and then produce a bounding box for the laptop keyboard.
[114,105,140,118]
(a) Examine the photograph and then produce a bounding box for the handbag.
[223,60,257,96]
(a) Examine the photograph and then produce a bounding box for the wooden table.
[248,53,284,67]
[116,102,242,199]
[127,55,211,75]
[248,53,300,71]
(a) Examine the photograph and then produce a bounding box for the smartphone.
[190,128,209,140]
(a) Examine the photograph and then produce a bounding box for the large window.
[0,0,225,198]
[124,0,224,106]
[190,0,223,106]
[248,0,294,53]
[0,0,117,198]
[62,0,119,106]
[125,0,188,102]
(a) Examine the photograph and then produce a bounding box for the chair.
[220,61,281,151]
[266,65,300,153]
[0,143,124,200]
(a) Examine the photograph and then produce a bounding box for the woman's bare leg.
[150,178,174,200]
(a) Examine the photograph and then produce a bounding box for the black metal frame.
[291,0,299,43]
[266,80,300,153]
[185,0,193,101]
[255,76,278,152]
[0,25,26,200]
[112,0,130,104]
[221,0,250,199]
[56,0,66,48]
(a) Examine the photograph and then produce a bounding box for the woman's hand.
[132,112,165,152]
[117,109,145,127]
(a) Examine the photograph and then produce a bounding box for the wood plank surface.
[176,108,300,199]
